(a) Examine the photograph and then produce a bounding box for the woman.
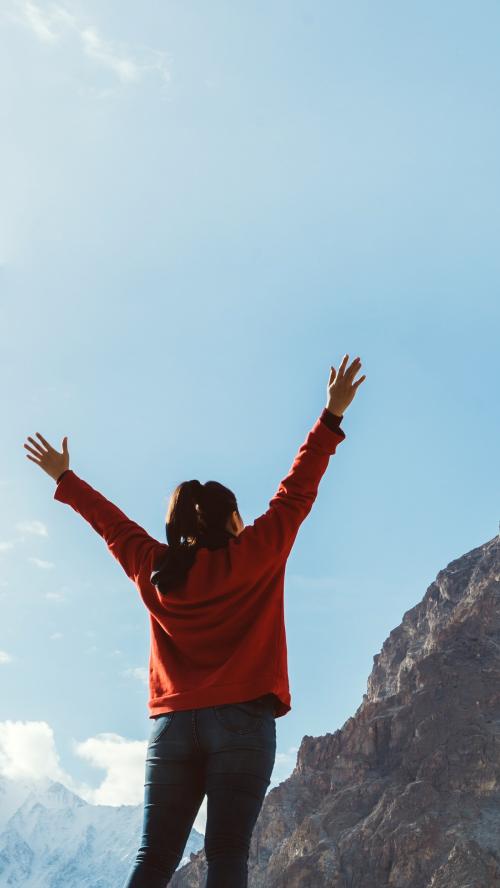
[23,354,365,887]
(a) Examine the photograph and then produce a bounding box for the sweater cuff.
[56,469,71,484]
[319,407,344,432]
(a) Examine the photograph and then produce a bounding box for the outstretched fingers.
[25,453,42,465]
[345,357,361,379]
[331,353,366,394]
[24,432,56,466]
[339,354,349,375]
[24,439,45,457]
[35,432,54,451]
[352,374,366,390]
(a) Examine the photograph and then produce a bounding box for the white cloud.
[45,590,66,601]
[123,666,148,685]
[0,720,71,783]
[0,651,13,664]
[73,732,148,805]
[7,1,171,87]
[16,519,49,537]
[49,631,62,640]
[0,719,147,807]
[80,26,140,83]
[28,556,54,569]
[20,0,57,42]
[0,542,15,552]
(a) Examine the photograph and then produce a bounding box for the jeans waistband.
[246,693,277,713]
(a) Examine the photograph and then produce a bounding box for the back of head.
[151,479,240,596]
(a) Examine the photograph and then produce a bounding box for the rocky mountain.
[171,534,500,887]
[0,775,203,887]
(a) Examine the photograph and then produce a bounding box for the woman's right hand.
[23,433,70,483]
[326,354,366,416]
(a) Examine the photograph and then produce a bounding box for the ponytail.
[151,479,240,595]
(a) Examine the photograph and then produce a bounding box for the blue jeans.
[122,694,277,888]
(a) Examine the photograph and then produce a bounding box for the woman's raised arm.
[229,355,366,570]
[23,432,160,583]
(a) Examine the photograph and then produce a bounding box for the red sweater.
[54,408,346,719]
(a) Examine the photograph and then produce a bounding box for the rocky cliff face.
[171,534,500,887]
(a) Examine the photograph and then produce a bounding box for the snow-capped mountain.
[0,775,204,887]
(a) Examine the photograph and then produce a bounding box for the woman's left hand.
[23,433,70,482]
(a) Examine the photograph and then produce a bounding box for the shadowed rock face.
[171,536,500,888]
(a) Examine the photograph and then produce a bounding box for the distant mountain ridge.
[171,534,500,887]
[0,774,203,887]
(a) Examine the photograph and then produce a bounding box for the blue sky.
[1,1,498,833]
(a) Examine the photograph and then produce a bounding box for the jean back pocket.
[212,698,269,735]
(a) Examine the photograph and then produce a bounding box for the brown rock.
[171,535,500,887]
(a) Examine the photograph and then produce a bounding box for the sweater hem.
[148,678,291,719]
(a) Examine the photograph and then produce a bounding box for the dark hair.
[150,479,240,596]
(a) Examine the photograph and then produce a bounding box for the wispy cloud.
[28,556,54,569]
[80,26,141,83]
[0,651,13,664]
[6,1,171,87]
[49,632,62,640]
[0,542,15,553]
[45,590,66,601]
[123,666,148,685]
[16,519,48,537]
[0,521,48,552]
[21,0,58,42]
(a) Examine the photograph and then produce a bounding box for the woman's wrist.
[320,407,344,433]
[325,404,344,420]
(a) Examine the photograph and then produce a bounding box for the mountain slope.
[171,534,500,887]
